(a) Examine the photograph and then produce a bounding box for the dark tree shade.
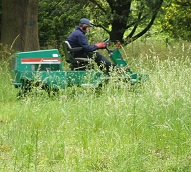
[89,0,163,43]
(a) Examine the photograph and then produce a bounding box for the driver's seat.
[63,41,93,70]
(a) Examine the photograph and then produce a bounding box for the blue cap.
[80,18,93,27]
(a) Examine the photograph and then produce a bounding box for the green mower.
[12,39,148,97]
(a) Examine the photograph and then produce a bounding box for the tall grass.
[0,40,191,171]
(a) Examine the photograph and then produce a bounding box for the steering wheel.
[103,38,113,52]
[103,38,110,44]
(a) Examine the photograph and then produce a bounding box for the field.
[0,41,191,171]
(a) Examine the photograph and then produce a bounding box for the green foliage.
[160,0,191,40]
[37,0,163,47]
[38,0,89,48]
[89,0,164,42]
[0,0,2,38]
[145,0,162,10]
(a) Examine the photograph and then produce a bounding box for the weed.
[1,40,191,171]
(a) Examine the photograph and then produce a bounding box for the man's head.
[80,18,93,27]
[79,18,92,33]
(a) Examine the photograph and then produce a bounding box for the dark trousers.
[88,52,115,74]
[72,52,115,73]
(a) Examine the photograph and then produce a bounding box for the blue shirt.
[68,26,98,57]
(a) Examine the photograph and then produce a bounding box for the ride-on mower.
[12,39,148,97]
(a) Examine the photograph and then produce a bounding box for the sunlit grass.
[0,40,191,171]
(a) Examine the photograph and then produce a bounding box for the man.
[67,18,116,74]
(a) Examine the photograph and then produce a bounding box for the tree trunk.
[110,21,127,43]
[107,0,131,43]
[1,0,39,51]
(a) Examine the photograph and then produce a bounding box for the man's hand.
[95,42,107,49]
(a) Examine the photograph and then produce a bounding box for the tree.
[1,0,39,51]
[38,0,88,48]
[37,0,163,47]
[89,0,163,43]
[160,0,191,40]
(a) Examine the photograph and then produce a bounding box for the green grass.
[1,41,191,171]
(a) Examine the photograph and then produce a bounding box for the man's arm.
[77,34,98,52]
